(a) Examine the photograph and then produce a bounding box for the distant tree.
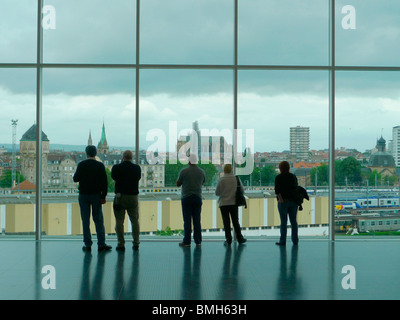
[164,160,185,187]
[0,170,26,188]
[310,164,329,186]
[105,167,115,192]
[198,162,218,187]
[164,160,218,187]
[261,165,276,186]
[337,156,362,185]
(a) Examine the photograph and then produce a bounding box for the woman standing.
[274,161,299,246]
[215,164,247,246]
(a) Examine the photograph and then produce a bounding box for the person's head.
[122,150,133,162]
[279,161,290,173]
[188,153,198,165]
[223,164,233,174]
[85,145,97,158]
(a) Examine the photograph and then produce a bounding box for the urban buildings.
[392,126,400,167]
[290,126,310,161]
[14,123,166,193]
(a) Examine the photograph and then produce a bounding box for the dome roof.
[20,124,49,142]
[369,152,395,167]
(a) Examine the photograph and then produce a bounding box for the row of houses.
[1,123,165,194]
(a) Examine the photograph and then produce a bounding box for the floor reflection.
[218,244,245,300]
[275,245,302,299]
[116,251,140,300]
[180,246,202,299]
[79,251,111,300]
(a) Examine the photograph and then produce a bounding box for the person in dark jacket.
[111,150,141,251]
[274,161,299,246]
[73,145,111,252]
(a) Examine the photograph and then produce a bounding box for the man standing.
[111,150,141,251]
[73,145,111,252]
[176,154,206,247]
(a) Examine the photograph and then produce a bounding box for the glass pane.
[43,0,136,64]
[336,0,400,66]
[0,69,36,238]
[335,71,400,236]
[139,69,233,236]
[141,0,234,64]
[140,69,233,184]
[0,0,37,63]
[239,0,329,66]
[42,68,135,237]
[238,70,329,236]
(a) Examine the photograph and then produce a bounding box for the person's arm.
[238,176,245,194]
[215,179,221,196]
[111,165,117,182]
[274,175,284,203]
[100,165,108,204]
[176,170,183,187]
[73,163,81,182]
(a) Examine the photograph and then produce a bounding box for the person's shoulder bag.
[235,176,247,208]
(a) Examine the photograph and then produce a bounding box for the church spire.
[97,122,109,154]
[88,130,93,145]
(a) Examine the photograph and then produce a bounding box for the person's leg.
[220,206,233,244]
[181,196,192,245]
[287,201,299,245]
[126,195,140,247]
[277,202,288,245]
[229,205,245,243]
[91,194,107,247]
[113,195,126,247]
[78,194,92,248]
[192,195,202,245]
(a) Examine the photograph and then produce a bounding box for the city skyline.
[0,120,395,156]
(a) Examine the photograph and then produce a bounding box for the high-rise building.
[392,126,400,167]
[290,126,310,161]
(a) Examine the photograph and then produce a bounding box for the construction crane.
[11,119,18,188]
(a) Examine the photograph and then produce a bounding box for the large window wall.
[1,0,399,240]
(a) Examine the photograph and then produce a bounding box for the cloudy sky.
[1,0,400,154]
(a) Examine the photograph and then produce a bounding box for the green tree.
[310,164,329,186]
[261,165,277,186]
[164,160,185,187]
[164,160,218,187]
[337,156,362,186]
[0,170,26,188]
[198,162,218,186]
[105,167,115,192]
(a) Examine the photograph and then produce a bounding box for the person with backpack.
[274,161,299,246]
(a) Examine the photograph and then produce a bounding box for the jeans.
[220,205,244,243]
[78,193,106,247]
[181,194,202,245]
[277,200,299,245]
[113,194,140,246]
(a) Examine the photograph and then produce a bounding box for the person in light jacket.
[215,164,247,246]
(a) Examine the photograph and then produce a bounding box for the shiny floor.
[0,237,399,300]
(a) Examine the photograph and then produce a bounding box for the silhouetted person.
[73,145,111,252]
[176,154,205,247]
[215,164,247,246]
[274,161,299,246]
[111,150,141,251]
